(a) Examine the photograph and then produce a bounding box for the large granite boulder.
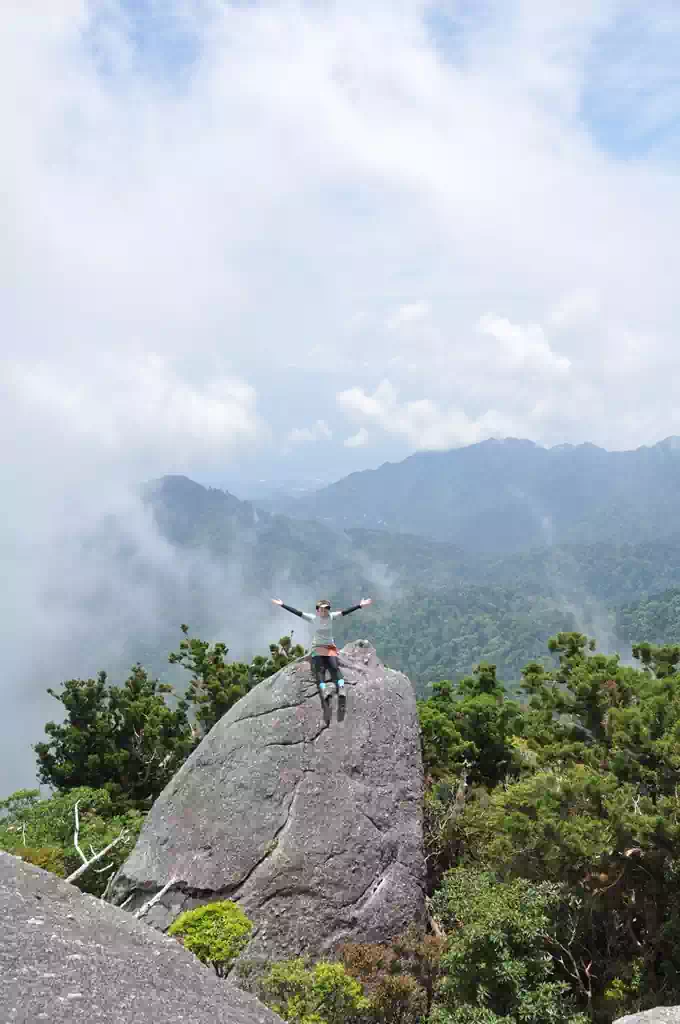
[616,1011,680,1023]
[109,641,425,962]
[0,852,282,1024]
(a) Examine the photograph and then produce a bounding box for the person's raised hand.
[271,598,283,606]
[360,597,372,607]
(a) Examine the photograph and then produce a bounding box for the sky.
[4,0,680,790]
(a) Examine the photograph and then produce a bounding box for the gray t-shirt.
[301,610,343,651]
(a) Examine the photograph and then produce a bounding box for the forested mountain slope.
[274,436,680,552]
[131,477,680,689]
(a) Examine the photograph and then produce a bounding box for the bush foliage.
[168,901,253,976]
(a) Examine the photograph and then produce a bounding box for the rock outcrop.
[110,641,425,962]
[615,1011,680,1024]
[0,852,282,1024]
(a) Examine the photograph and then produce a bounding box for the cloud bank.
[6,1,680,467]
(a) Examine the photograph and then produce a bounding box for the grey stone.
[615,1010,680,1024]
[109,642,425,961]
[0,852,282,1024]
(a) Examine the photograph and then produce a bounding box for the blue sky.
[579,7,680,159]
[86,1,201,82]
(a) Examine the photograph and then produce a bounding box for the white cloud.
[337,379,520,450]
[344,427,370,448]
[287,419,333,443]
[8,354,261,472]
[476,314,571,376]
[336,305,580,448]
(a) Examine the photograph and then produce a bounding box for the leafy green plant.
[430,868,588,1023]
[418,666,523,789]
[169,627,305,735]
[0,786,143,895]
[12,845,67,876]
[257,958,372,1024]
[34,665,194,810]
[602,958,643,1019]
[168,901,253,976]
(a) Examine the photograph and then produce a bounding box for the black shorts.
[311,654,340,682]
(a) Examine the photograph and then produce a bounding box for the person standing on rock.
[271,596,372,701]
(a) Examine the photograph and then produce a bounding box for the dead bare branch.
[544,934,594,1008]
[134,878,179,920]
[66,819,130,885]
[72,800,88,865]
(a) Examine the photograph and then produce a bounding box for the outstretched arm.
[336,597,372,617]
[271,598,303,618]
[271,598,315,621]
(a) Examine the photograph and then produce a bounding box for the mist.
[2,485,243,793]
[0,452,403,795]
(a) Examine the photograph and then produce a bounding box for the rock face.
[110,641,425,962]
[615,1012,680,1024]
[0,852,282,1024]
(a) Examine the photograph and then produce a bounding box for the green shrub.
[429,1007,506,1024]
[34,666,195,811]
[168,900,253,976]
[430,868,588,1023]
[601,958,643,1018]
[257,957,372,1024]
[0,786,143,896]
[13,845,67,876]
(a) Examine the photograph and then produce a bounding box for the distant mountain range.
[134,459,680,690]
[60,437,680,695]
[270,436,680,553]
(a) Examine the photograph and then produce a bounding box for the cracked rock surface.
[109,642,425,961]
[0,853,282,1024]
